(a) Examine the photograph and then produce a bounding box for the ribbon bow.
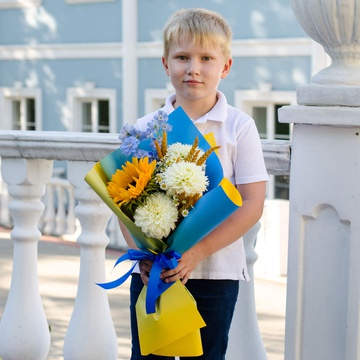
[97,249,181,314]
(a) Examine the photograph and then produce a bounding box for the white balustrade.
[40,177,77,238]
[0,130,291,358]
[41,178,56,235]
[0,131,119,359]
[0,160,11,228]
[0,158,53,360]
[63,160,118,360]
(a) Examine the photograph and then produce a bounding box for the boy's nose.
[187,60,200,75]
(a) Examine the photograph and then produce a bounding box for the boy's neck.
[173,95,218,121]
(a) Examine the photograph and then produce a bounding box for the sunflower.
[107,157,156,206]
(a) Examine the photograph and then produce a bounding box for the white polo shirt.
[135,91,268,281]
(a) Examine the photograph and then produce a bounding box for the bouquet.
[108,109,218,245]
[85,107,242,356]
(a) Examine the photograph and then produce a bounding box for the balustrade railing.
[0,162,131,250]
[0,130,290,360]
[40,176,76,238]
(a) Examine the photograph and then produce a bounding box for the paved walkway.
[0,228,286,360]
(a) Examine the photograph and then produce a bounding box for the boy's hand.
[139,259,153,286]
[161,246,205,285]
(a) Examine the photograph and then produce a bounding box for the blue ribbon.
[97,249,181,314]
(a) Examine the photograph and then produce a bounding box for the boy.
[120,7,268,360]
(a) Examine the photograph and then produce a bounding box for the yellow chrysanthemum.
[107,157,156,205]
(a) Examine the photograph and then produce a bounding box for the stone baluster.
[65,184,76,235]
[227,222,268,359]
[0,158,53,360]
[54,184,66,235]
[41,181,55,234]
[63,160,118,360]
[0,159,11,227]
[280,1,360,359]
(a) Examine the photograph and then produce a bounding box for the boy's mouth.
[184,80,202,85]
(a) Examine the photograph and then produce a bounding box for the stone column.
[0,158,53,360]
[63,160,118,360]
[280,1,360,359]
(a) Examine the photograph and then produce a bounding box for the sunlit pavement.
[0,228,286,360]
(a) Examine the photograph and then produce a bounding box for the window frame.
[66,84,117,133]
[144,83,175,114]
[0,85,42,130]
[235,85,296,200]
[235,85,296,140]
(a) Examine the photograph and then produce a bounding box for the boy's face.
[162,36,232,106]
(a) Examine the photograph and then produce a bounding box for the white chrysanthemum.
[134,193,178,239]
[162,161,209,196]
[165,143,205,164]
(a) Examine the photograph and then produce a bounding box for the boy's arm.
[161,180,267,284]
[118,220,138,249]
[119,219,154,285]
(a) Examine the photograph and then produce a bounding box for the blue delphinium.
[120,136,140,156]
[118,110,172,160]
[148,110,172,140]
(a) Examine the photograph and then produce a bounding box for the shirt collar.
[164,91,228,124]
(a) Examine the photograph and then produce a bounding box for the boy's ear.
[221,58,233,79]
[162,56,170,76]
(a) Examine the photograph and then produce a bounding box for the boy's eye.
[202,56,212,61]
[177,55,188,60]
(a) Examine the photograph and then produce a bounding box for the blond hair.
[163,8,232,60]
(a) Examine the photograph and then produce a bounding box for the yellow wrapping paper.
[136,280,206,356]
[86,163,207,356]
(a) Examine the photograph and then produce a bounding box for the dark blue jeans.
[129,273,239,360]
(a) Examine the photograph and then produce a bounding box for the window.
[80,99,110,133]
[0,84,41,130]
[235,84,296,200]
[12,98,36,130]
[274,175,290,200]
[144,83,175,114]
[252,104,290,140]
[66,83,116,133]
[252,106,267,139]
